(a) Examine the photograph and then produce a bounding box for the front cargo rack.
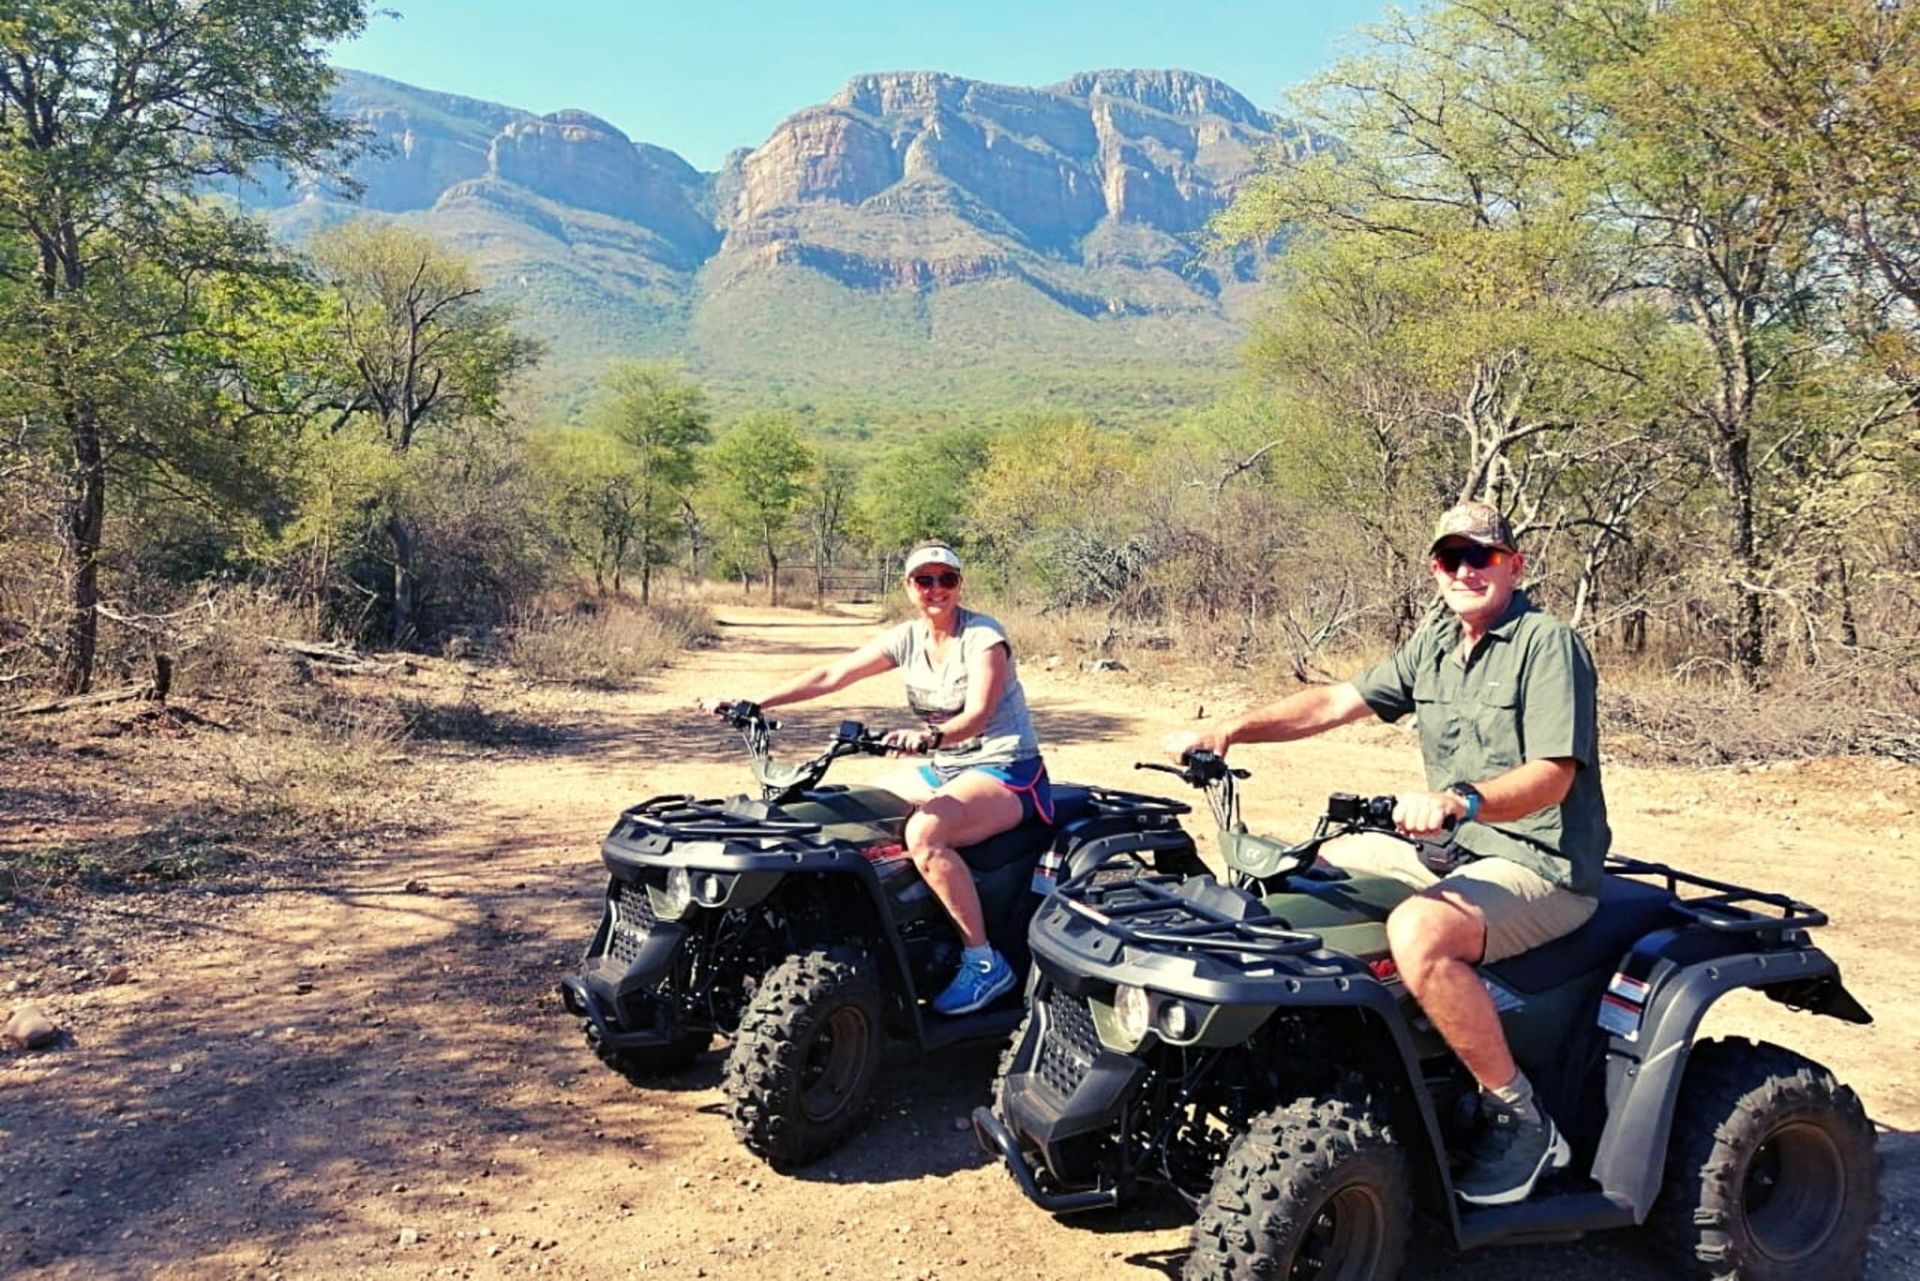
[1054,871,1324,961]
[614,793,825,843]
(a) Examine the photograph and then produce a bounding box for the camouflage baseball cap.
[1429,501,1517,553]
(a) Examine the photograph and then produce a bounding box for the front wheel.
[1652,1037,1878,1280]
[1184,1093,1410,1281]
[723,947,885,1167]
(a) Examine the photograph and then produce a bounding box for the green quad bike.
[973,751,1880,1279]
[558,704,1204,1167]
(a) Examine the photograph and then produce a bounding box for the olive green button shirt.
[1351,592,1610,895]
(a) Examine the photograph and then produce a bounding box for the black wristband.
[927,728,944,749]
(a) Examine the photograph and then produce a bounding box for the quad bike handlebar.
[707,702,927,803]
[1136,752,1450,885]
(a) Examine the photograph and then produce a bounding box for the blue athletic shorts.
[917,755,1054,825]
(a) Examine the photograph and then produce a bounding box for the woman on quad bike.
[704,540,1047,1016]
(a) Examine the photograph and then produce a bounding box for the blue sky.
[335,1,1399,171]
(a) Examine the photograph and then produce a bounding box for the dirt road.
[3,606,1916,1279]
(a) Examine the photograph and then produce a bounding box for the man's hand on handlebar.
[1163,728,1231,764]
[1394,789,1468,838]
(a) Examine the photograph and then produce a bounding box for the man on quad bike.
[1174,500,1609,1208]
[705,540,1044,1016]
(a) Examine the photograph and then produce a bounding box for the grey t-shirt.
[878,608,1041,766]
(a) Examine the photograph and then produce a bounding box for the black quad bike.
[558,705,1204,1167]
[974,752,1880,1279]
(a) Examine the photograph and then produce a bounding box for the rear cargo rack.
[1080,787,1192,819]
[1606,855,1827,932]
[1058,872,1324,960]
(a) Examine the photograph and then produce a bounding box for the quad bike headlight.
[1114,984,1151,1043]
[1157,1000,1196,1040]
[658,866,694,919]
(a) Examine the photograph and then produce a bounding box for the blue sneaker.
[932,950,1015,1015]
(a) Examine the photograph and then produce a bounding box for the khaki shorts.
[1321,832,1598,964]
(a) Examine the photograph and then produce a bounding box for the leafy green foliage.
[0,0,369,691]
[701,413,814,602]
[852,425,994,555]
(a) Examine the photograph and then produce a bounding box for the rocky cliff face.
[488,111,717,266]
[250,66,1303,399]
[717,68,1292,313]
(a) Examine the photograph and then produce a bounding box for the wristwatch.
[1447,781,1483,823]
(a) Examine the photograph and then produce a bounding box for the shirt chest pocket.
[1466,689,1523,771]
[1411,672,1466,763]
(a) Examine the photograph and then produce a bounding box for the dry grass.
[1601,652,1920,767]
[503,595,714,689]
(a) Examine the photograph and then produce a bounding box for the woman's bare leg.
[902,770,1024,947]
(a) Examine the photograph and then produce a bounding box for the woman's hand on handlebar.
[881,727,939,756]
[1394,790,1467,838]
[700,698,763,725]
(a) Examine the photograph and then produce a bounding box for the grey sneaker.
[1455,1099,1571,1207]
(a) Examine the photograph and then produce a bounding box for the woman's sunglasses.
[911,572,961,590]
[1434,544,1509,573]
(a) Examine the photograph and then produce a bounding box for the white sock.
[1485,1071,1542,1125]
[961,944,995,970]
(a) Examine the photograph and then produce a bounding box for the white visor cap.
[903,545,963,576]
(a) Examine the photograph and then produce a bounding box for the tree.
[306,221,540,644]
[1216,4,1689,642]
[804,447,859,604]
[703,414,812,605]
[853,425,993,555]
[1491,0,1915,683]
[532,428,643,594]
[593,362,709,602]
[967,412,1150,607]
[0,0,368,692]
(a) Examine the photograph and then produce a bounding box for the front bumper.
[557,973,686,1051]
[558,877,696,1046]
[970,986,1148,1209]
[971,1105,1119,1212]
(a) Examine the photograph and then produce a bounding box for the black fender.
[1587,933,1869,1219]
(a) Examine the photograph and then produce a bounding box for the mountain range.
[243,68,1305,424]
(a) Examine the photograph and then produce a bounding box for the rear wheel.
[1653,1037,1878,1280]
[1185,1093,1410,1281]
[723,947,884,1167]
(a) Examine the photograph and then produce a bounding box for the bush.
[504,596,713,688]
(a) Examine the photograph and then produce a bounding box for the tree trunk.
[388,517,416,647]
[56,398,106,695]
[1722,434,1764,687]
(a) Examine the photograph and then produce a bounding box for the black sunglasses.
[911,572,961,589]
[1434,544,1509,573]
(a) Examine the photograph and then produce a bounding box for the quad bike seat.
[959,785,1097,871]
[1484,872,1677,994]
